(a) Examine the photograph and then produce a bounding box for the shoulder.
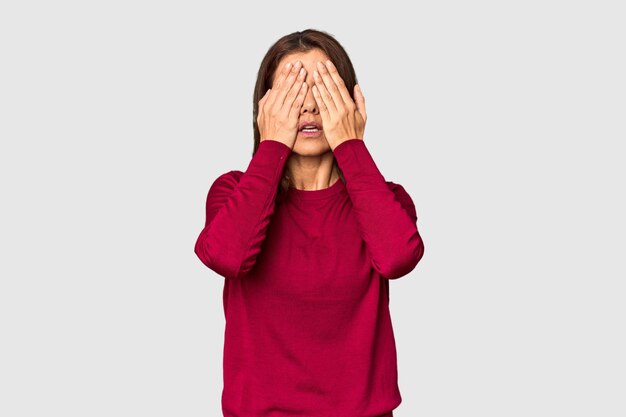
[204,170,244,201]
[211,170,243,189]
[385,180,418,222]
[385,180,411,199]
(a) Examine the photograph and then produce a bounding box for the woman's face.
[273,48,331,156]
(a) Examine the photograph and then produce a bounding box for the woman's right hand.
[257,60,308,148]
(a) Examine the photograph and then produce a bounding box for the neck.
[285,154,340,191]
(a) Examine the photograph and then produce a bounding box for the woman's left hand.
[311,60,367,150]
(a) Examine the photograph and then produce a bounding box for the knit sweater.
[194,138,425,417]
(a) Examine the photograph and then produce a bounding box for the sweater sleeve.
[194,139,292,279]
[332,138,425,279]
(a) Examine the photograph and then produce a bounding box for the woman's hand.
[257,60,308,148]
[311,60,367,150]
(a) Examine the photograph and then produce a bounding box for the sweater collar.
[284,177,345,201]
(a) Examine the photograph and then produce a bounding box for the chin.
[292,135,331,155]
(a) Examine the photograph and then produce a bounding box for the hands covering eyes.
[311,59,366,150]
[257,59,366,150]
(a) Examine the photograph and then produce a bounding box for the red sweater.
[194,138,425,417]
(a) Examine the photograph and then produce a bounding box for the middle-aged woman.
[194,28,425,417]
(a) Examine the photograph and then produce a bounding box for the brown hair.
[251,29,359,194]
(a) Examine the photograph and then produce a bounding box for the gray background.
[1,0,624,416]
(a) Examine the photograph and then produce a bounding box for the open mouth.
[298,122,323,136]
[299,126,322,137]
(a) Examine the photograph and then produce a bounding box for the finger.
[257,88,271,122]
[324,60,353,106]
[311,84,329,118]
[354,84,367,122]
[316,61,342,111]
[313,68,337,114]
[274,61,302,109]
[259,88,270,109]
[283,66,306,109]
[289,81,308,119]
[271,61,292,90]
[266,62,293,108]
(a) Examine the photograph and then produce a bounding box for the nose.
[300,80,319,115]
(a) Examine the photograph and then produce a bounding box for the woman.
[194,29,425,417]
